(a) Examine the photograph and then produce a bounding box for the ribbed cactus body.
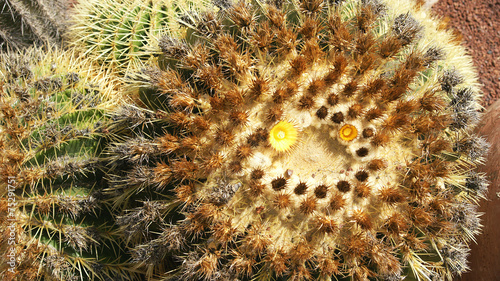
[103,0,490,280]
[68,0,211,74]
[0,0,70,50]
[0,48,135,281]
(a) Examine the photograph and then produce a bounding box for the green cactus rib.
[23,91,105,168]
[69,0,212,74]
[0,48,136,281]
[102,0,489,280]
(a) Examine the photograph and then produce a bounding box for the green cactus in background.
[103,0,490,280]
[0,47,136,281]
[68,0,212,75]
[0,0,71,50]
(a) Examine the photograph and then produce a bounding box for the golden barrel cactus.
[106,0,489,280]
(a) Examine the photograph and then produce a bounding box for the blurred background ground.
[432,1,500,280]
[461,98,500,281]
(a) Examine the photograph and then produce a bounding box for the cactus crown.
[103,0,489,280]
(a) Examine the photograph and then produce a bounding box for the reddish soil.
[433,0,500,108]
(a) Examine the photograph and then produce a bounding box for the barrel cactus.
[68,0,212,74]
[102,0,491,280]
[0,47,136,280]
